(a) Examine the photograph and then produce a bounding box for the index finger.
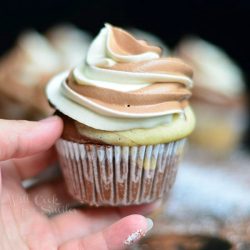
[0,116,63,161]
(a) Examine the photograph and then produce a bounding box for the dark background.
[0,0,250,146]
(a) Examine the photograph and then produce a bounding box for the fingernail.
[146,218,154,232]
[124,229,145,246]
[123,218,153,246]
[40,116,59,123]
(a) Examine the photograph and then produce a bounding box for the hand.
[0,116,156,250]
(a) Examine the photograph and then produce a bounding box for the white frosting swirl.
[47,24,193,131]
[61,79,182,118]
[47,72,173,131]
[73,24,193,93]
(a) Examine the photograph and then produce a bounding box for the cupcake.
[0,30,61,119]
[46,23,92,69]
[175,37,246,156]
[46,24,195,206]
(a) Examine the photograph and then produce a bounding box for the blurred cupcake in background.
[129,28,170,56]
[0,30,61,119]
[0,94,34,120]
[46,23,92,69]
[175,36,246,157]
[0,24,93,120]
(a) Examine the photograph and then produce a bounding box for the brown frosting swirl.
[66,25,193,117]
[67,73,190,114]
[108,25,162,56]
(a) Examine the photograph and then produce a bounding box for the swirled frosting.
[47,24,193,131]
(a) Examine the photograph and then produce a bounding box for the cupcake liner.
[56,138,186,206]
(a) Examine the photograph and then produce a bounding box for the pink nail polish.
[124,229,146,246]
[124,218,153,246]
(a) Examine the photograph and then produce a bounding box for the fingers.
[50,202,160,244]
[58,215,153,250]
[13,147,57,180]
[0,116,63,161]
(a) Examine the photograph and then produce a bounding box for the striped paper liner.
[56,139,186,206]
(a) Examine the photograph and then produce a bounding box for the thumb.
[59,215,153,250]
[0,116,63,161]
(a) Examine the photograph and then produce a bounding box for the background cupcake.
[0,24,93,120]
[47,24,195,206]
[0,30,61,119]
[175,36,246,157]
[46,23,92,69]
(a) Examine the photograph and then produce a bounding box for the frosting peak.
[107,24,162,57]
